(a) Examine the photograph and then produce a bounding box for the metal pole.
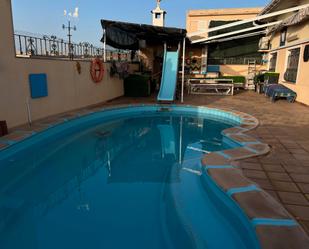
[107,151,111,177]
[68,21,72,60]
[202,45,208,74]
[26,98,32,127]
[179,116,183,164]
[181,37,186,103]
[103,29,107,62]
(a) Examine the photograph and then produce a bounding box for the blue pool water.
[0,106,260,249]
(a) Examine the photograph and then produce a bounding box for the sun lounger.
[188,78,234,96]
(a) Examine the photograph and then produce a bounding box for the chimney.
[151,0,166,27]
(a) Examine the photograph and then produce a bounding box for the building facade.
[262,0,309,105]
[187,8,262,35]
[185,7,266,78]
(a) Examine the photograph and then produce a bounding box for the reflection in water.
[0,114,234,249]
[157,124,176,159]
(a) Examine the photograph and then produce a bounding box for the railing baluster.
[44,38,47,56]
[60,40,63,56]
[56,41,59,56]
[40,38,43,55]
[18,35,23,55]
[24,36,28,55]
[72,44,75,58]
[49,40,52,56]
[34,38,38,55]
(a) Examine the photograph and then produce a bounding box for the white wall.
[269,15,309,105]
[0,0,132,128]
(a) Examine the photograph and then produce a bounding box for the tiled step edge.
[202,108,309,249]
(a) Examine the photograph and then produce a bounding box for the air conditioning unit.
[259,37,270,51]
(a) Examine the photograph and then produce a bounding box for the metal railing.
[14,32,138,62]
[208,57,263,65]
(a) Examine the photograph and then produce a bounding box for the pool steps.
[204,165,234,169]
[252,218,298,227]
[226,185,261,197]
[168,156,260,249]
[216,150,232,159]
[204,163,309,248]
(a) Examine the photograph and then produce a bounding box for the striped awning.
[266,7,309,35]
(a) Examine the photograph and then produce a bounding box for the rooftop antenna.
[63,7,78,60]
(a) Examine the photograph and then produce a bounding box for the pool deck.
[1,90,309,246]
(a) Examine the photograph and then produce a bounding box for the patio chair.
[255,72,279,94]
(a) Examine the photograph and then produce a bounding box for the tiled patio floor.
[105,90,309,234]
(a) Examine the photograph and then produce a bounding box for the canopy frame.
[193,21,281,44]
[188,4,309,40]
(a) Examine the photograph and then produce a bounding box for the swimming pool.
[0,105,261,249]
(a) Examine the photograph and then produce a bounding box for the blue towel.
[265,84,297,103]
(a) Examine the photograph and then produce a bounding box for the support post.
[181,37,186,103]
[201,45,208,74]
[68,21,73,60]
[179,116,183,164]
[26,98,32,127]
[103,29,107,62]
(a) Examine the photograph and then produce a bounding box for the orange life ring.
[90,58,104,83]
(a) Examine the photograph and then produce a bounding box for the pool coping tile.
[200,108,309,248]
[207,167,255,191]
[256,225,309,249]
[232,191,291,219]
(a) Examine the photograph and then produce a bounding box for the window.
[155,13,161,19]
[269,52,277,72]
[284,47,300,83]
[304,45,309,62]
[280,28,287,47]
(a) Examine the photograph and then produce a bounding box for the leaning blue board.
[157,51,179,102]
[29,73,48,99]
